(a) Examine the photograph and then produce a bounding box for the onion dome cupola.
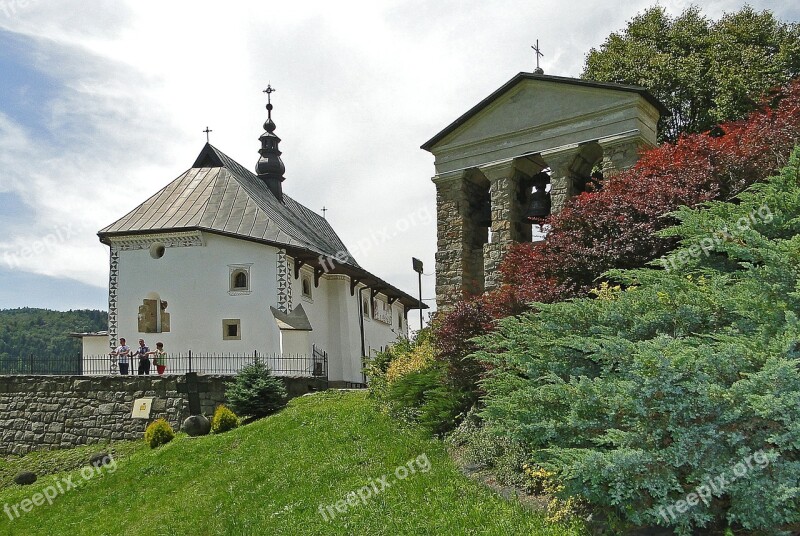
[256,85,286,200]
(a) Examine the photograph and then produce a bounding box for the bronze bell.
[524,172,551,220]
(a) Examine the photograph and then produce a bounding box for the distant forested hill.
[0,308,107,368]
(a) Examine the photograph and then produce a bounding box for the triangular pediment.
[422,73,666,174]
[435,78,645,151]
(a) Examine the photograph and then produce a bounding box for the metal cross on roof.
[531,39,544,74]
[263,84,276,103]
[321,206,328,219]
[263,84,276,120]
[203,126,213,143]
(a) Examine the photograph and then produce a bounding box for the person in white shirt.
[111,338,131,375]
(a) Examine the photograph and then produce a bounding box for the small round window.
[149,243,166,259]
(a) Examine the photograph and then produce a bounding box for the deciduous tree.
[583,6,800,141]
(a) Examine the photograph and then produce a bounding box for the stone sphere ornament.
[182,415,211,437]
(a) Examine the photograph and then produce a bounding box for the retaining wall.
[0,374,326,455]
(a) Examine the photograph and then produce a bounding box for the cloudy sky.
[0,0,798,328]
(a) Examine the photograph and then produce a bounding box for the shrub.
[386,364,468,436]
[144,419,175,449]
[226,359,287,419]
[366,329,431,405]
[365,335,414,404]
[385,330,435,383]
[474,152,800,533]
[367,329,469,436]
[211,405,239,434]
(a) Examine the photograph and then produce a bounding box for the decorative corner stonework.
[277,250,292,313]
[108,245,120,349]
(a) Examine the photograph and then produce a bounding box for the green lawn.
[0,391,583,536]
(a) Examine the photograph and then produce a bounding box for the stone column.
[481,162,519,291]
[547,152,577,214]
[433,172,470,311]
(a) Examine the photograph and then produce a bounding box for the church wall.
[361,290,407,376]
[288,271,406,385]
[114,232,281,356]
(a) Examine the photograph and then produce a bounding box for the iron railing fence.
[0,346,328,378]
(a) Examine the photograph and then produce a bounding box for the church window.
[222,319,241,340]
[362,299,370,318]
[397,312,403,329]
[302,277,312,299]
[138,293,170,333]
[233,271,248,289]
[228,264,253,295]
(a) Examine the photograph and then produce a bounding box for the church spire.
[256,85,286,200]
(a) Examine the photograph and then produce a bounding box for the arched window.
[362,299,369,318]
[233,271,248,289]
[302,277,312,298]
[228,264,252,294]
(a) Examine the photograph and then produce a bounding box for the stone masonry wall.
[0,374,231,455]
[0,374,328,456]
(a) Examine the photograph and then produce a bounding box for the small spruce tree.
[226,359,287,419]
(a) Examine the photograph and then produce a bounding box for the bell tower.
[422,72,668,310]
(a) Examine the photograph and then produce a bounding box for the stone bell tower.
[422,72,668,310]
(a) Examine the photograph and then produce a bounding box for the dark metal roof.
[421,72,670,152]
[101,143,359,266]
[98,144,426,309]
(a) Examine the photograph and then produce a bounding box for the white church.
[93,88,424,387]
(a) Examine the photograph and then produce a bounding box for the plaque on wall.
[131,398,153,419]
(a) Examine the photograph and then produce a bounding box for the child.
[149,342,167,375]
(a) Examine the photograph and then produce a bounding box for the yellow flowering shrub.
[523,463,584,523]
[385,337,435,384]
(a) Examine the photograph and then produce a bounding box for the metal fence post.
[188,350,193,374]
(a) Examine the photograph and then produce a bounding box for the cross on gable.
[531,39,544,73]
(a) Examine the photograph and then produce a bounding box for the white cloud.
[0,0,798,321]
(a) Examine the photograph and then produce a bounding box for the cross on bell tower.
[531,40,544,74]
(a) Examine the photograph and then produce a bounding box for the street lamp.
[412,257,423,330]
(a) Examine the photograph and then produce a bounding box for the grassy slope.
[0,391,583,536]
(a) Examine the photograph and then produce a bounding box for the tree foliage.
[474,150,800,532]
[583,6,800,142]
[0,308,107,373]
